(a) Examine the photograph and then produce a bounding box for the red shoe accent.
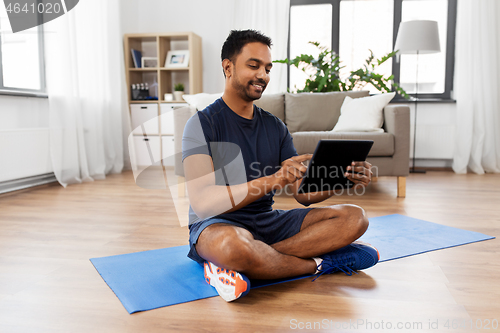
[204,262,211,284]
[234,273,248,298]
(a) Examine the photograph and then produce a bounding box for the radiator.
[412,124,455,159]
[0,128,53,183]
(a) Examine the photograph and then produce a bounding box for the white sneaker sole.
[204,262,249,302]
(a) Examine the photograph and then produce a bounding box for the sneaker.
[313,241,380,280]
[204,261,250,302]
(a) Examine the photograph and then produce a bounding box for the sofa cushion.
[285,91,369,133]
[291,131,395,157]
[332,92,396,133]
[253,93,285,123]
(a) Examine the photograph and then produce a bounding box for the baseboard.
[411,166,453,172]
[0,173,57,195]
[411,159,453,169]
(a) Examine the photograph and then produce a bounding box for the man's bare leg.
[195,204,368,280]
[272,204,368,258]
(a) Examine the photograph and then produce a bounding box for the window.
[289,3,333,92]
[399,0,448,95]
[0,3,46,96]
[288,0,457,100]
[339,0,394,94]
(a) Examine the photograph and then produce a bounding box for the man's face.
[229,42,272,101]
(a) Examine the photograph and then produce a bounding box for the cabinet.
[124,32,202,167]
[132,136,161,167]
[130,104,159,135]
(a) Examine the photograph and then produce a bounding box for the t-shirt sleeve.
[277,118,298,164]
[182,112,212,162]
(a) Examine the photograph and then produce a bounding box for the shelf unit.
[123,32,202,168]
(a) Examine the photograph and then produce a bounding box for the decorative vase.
[173,91,184,101]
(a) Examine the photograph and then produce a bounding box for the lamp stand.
[410,50,426,174]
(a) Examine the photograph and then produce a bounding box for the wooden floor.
[0,170,499,332]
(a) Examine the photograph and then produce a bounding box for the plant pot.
[174,91,184,102]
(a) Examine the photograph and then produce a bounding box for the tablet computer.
[297,139,374,194]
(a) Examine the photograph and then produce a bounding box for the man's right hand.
[272,154,313,189]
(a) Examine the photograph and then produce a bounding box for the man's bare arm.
[183,154,312,219]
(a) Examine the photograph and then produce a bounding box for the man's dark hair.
[221,30,272,77]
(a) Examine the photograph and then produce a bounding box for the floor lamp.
[394,20,441,173]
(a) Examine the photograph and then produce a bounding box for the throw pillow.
[284,91,370,133]
[182,93,223,110]
[331,92,396,133]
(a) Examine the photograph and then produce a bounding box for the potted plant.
[173,83,185,101]
[274,41,409,99]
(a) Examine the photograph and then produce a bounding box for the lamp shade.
[394,20,441,54]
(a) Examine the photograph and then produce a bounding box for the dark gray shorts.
[188,207,315,264]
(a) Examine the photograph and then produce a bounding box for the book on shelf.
[131,49,142,68]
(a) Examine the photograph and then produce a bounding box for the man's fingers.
[350,161,372,168]
[286,165,305,179]
[346,173,365,181]
[284,154,311,174]
[345,171,371,185]
[276,155,312,185]
[292,154,313,163]
[347,166,373,176]
[291,160,308,174]
[343,161,372,188]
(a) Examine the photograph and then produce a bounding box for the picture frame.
[165,50,190,68]
[141,57,158,68]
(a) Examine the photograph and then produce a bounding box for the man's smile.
[251,82,266,92]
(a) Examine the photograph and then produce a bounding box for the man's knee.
[337,204,369,237]
[324,204,368,237]
[197,225,257,271]
[219,228,256,267]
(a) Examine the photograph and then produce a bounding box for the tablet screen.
[298,140,374,194]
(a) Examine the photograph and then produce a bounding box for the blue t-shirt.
[182,97,297,225]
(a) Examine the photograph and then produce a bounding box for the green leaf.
[273,42,408,97]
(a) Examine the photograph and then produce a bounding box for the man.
[182,30,378,302]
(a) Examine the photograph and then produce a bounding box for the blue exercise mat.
[90,214,494,314]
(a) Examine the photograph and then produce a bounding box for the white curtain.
[44,0,125,187]
[230,0,290,94]
[452,0,500,174]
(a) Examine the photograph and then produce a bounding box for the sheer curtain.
[230,0,290,94]
[44,0,126,187]
[452,0,500,174]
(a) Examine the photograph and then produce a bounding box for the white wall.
[120,0,234,94]
[0,95,49,129]
[0,95,53,181]
[397,101,456,167]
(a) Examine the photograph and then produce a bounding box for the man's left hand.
[344,161,372,187]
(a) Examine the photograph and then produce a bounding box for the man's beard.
[232,71,266,102]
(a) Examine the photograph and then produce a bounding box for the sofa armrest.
[174,106,197,177]
[383,104,410,176]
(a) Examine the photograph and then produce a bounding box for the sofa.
[173,91,410,197]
